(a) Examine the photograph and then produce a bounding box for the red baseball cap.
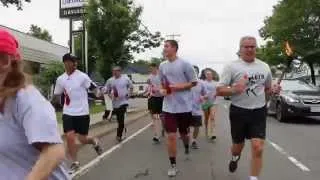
[0,28,21,61]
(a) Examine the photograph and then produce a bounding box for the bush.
[33,61,64,99]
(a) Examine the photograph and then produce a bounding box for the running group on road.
[0,27,281,180]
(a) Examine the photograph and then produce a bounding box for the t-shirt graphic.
[64,89,70,106]
[245,73,266,97]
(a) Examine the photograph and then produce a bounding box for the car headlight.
[282,95,300,103]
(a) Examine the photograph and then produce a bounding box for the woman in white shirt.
[0,28,69,180]
[200,68,219,141]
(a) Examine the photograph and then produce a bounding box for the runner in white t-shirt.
[200,68,219,140]
[53,54,103,174]
[0,28,69,180]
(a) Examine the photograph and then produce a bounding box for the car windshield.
[281,80,319,91]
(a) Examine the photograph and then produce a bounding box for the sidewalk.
[59,107,148,136]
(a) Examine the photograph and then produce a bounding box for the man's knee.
[252,139,264,157]
[65,131,76,143]
[167,133,177,143]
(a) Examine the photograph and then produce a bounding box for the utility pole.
[166,34,181,40]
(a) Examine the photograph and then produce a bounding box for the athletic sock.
[169,157,176,166]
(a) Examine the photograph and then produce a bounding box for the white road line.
[267,139,310,172]
[71,123,152,179]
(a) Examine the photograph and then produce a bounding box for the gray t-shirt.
[147,74,163,97]
[191,80,207,116]
[203,80,218,104]
[105,75,133,108]
[219,59,272,109]
[0,86,70,180]
[159,58,197,113]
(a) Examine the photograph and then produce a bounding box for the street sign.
[59,0,87,18]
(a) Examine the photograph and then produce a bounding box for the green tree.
[150,57,165,65]
[132,57,164,67]
[260,0,320,84]
[1,0,30,10]
[256,40,286,65]
[28,24,53,42]
[86,0,164,79]
[33,61,65,98]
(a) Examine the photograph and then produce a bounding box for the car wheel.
[276,103,286,122]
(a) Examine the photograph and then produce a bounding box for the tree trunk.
[308,62,316,85]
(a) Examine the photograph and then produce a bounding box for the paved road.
[74,99,319,180]
[128,98,147,110]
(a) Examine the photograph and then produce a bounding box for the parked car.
[268,79,320,122]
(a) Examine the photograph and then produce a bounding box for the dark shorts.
[229,105,267,144]
[191,115,202,127]
[148,97,163,114]
[62,114,90,135]
[113,104,128,114]
[163,112,192,134]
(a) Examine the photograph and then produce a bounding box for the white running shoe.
[168,165,178,177]
[69,161,80,174]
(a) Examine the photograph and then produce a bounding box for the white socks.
[249,176,258,180]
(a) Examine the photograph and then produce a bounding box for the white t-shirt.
[54,70,92,116]
[0,86,69,180]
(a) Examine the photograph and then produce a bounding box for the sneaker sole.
[229,160,238,173]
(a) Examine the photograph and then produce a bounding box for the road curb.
[92,110,149,139]
[89,109,147,130]
[60,109,148,141]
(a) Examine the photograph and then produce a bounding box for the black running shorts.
[190,115,202,127]
[62,114,90,135]
[229,104,267,144]
[148,96,163,114]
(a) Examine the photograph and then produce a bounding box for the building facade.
[0,25,69,73]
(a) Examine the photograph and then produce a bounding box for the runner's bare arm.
[216,64,234,96]
[51,79,63,105]
[216,86,235,96]
[26,143,65,180]
[169,81,197,91]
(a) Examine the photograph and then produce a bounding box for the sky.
[0,0,280,74]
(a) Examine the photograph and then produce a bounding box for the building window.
[139,85,144,91]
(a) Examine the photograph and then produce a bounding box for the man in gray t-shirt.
[217,36,281,180]
[159,40,197,177]
[104,66,133,142]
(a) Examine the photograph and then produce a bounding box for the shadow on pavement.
[283,116,320,125]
